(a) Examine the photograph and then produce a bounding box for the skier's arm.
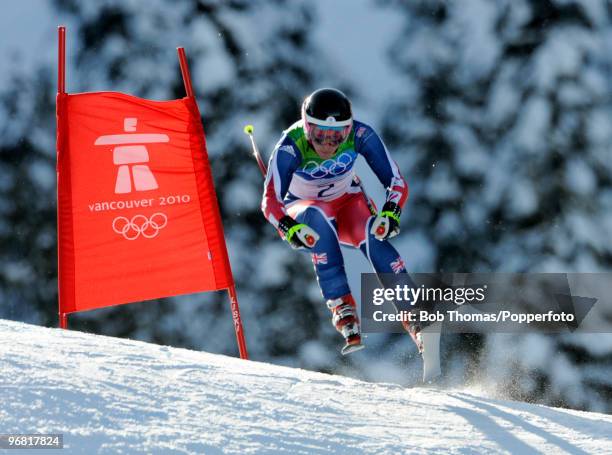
[355,123,409,239]
[261,136,319,249]
[261,136,301,227]
[355,123,408,208]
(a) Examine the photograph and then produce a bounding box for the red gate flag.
[56,27,248,359]
[57,93,232,309]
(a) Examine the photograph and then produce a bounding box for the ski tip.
[243,124,254,135]
[341,343,365,355]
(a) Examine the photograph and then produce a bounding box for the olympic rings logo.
[302,152,354,178]
[112,213,168,240]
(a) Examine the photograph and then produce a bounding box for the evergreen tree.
[380,0,612,411]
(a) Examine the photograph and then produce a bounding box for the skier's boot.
[326,294,364,355]
[402,316,424,354]
[403,312,442,381]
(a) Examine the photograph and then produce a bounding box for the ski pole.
[353,174,379,217]
[353,174,386,236]
[243,124,267,177]
[243,124,316,247]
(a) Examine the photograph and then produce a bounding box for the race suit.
[262,119,409,300]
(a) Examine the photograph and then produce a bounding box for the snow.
[451,0,501,82]
[223,180,261,212]
[425,164,461,202]
[190,18,235,91]
[310,0,405,116]
[0,1,56,85]
[587,108,612,145]
[565,159,597,196]
[514,96,551,153]
[2,319,612,454]
[506,179,538,219]
[533,28,588,90]
[1,0,612,418]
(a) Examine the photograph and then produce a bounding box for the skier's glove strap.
[370,201,401,240]
[278,215,319,250]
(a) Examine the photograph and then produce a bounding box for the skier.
[261,88,417,354]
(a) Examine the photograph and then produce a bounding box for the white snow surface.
[1,320,611,454]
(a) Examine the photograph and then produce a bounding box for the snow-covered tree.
[379,0,612,411]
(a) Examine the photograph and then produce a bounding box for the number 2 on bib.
[317,183,335,198]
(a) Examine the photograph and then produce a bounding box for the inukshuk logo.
[94,117,168,194]
[94,117,169,240]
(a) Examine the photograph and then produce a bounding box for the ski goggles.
[307,123,352,146]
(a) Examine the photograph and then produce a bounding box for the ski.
[341,342,365,355]
[420,321,442,382]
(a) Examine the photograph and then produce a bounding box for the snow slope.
[1,320,611,454]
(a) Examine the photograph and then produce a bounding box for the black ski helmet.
[302,88,353,145]
[302,88,353,146]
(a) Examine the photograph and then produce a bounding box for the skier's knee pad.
[297,207,336,239]
[364,217,407,273]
